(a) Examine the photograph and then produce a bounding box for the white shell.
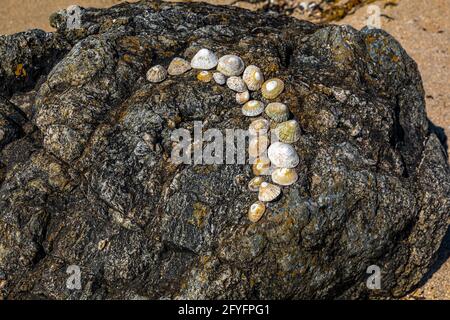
[217,55,245,76]
[268,142,299,168]
[226,76,247,92]
[271,168,298,186]
[242,65,264,91]
[167,57,191,75]
[190,48,218,70]
[242,100,264,117]
[236,91,250,104]
[258,182,281,202]
[213,72,226,85]
[146,65,167,83]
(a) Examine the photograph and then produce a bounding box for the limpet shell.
[261,78,284,99]
[197,70,213,82]
[242,100,264,117]
[226,76,247,92]
[265,102,290,122]
[243,65,264,91]
[268,142,299,168]
[258,182,281,202]
[271,168,298,186]
[146,65,167,83]
[248,118,270,135]
[217,55,245,76]
[274,120,301,143]
[213,72,226,85]
[248,201,266,222]
[249,135,269,158]
[167,57,191,76]
[252,157,272,176]
[248,176,265,192]
[236,91,250,105]
[191,48,218,70]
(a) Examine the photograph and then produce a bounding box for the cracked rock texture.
[0,1,449,299]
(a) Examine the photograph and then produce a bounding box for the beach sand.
[0,0,448,299]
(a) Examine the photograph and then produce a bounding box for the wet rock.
[0,2,448,300]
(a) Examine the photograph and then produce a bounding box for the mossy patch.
[188,202,209,229]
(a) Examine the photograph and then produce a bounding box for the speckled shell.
[167,57,191,75]
[265,102,290,122]
[242,65,264,91]
[248,201,266,222]
[271,168,298,186]
[248,176,265,192]
[261,78,284,99]
[236,91,250,104]
[248,118,270,135]
[197,70,213,82]
[268,142,299,168]
[213,72,226,85]
[252,157,272,176]
[217,55,245,76]
[190,48,218,70]
[249,135,269,158]
[146,65,167,83]
[242,100,264,117]
[258,182,281,202]
[226,76,247,92]
[274,120,301,143]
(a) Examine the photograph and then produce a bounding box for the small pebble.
[98,239,108,251]
[213,72,226,85]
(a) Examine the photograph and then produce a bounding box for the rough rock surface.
[0,1,449,299]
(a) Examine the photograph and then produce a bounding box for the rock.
[0,97,28,149]
[0,2,448,300]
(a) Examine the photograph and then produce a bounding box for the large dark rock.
[0,1,448,299]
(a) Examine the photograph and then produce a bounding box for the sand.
[0,0,448,299]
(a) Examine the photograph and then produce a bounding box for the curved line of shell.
[146,48,300,224]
